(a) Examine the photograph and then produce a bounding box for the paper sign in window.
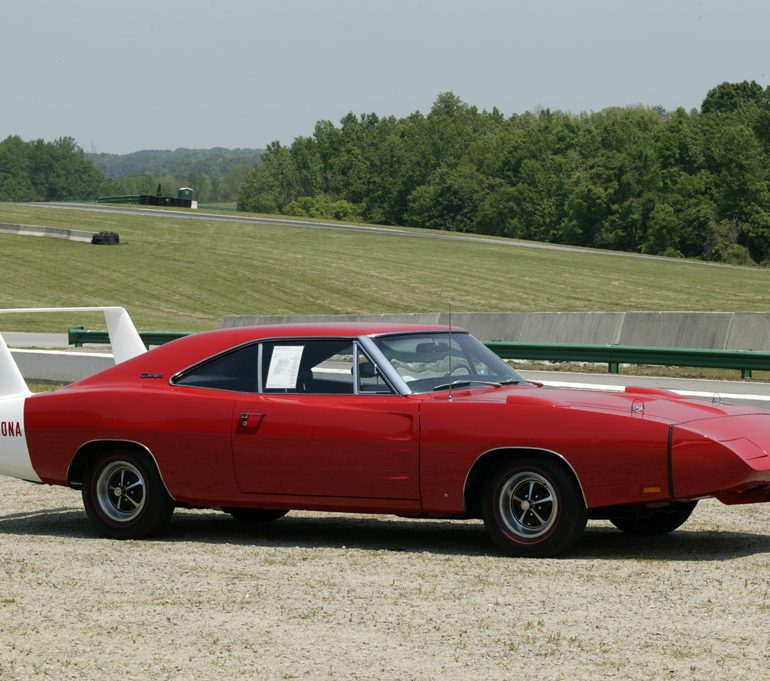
[265,345,304,389]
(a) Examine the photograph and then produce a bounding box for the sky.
[2,0,768,154]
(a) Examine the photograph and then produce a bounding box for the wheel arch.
[67,439,174,501]
[463,446,587,518]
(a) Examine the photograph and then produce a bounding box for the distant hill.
[92,147,263,179]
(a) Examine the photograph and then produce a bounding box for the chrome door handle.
[239,412,264,427]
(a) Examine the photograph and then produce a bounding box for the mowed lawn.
[1,202,770,332]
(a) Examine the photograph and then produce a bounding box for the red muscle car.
[1,307,769,557]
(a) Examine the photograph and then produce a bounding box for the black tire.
[222,507,289,522]
[481,456,587,557]
[82,449,174,539]
[609,501,697,536]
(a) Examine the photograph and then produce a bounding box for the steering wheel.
[449,364,471,376]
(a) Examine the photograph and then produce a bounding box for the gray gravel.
[0,477,767,680]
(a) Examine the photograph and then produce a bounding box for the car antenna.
[448,304,453,402]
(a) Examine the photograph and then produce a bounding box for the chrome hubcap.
[95,461,146,523]
[498,471,558,540]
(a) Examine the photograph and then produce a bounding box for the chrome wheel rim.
[498,471,558,540]
[95,461,146,523]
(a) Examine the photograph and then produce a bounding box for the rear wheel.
[222,507,289,522]
[82,449,174,539]
[609,501,697,535]
[482,456,586,557]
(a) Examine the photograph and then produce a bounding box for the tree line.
[0,136,108,201]
[238,81,770,265]
[93,147,262,203]
[107,167,248,204]
[0,139,257,204]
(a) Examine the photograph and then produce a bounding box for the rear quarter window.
[174,343,259,392]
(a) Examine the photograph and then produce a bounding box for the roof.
[71,322,466,387]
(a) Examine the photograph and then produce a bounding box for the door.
[232,394,420,499]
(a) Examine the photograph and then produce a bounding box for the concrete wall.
[11,349,113,382]
[9,311,770,383]
[0,223,93,243]
[222,312,770,350]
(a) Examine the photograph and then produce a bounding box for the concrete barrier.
[0,223,94,243]
[727,313,770,351]
[223,311,770,350]
[618,312,734,348]
[9,311,770,383]
[479,312,626,344]
[11,349,113,382]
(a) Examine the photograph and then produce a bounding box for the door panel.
[232,395,419,499]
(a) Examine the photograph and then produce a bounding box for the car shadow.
[0,506,768,561]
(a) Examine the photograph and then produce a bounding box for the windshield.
[373,332,523,393]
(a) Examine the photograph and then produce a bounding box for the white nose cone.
[0,394,40,482]
[0,331,40,481]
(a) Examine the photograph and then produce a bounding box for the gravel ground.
[0,477,767,681]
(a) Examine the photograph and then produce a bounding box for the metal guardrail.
[485,341,770,379]
[67,327,768,378]
[68,327,188,349]
[96,195,141,204]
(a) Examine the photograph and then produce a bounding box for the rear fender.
[0,306,144,483]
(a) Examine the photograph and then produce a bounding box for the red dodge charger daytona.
[1,307,769,557]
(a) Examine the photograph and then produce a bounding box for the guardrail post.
[742,368,753,379]
[68,326,85,347]
[608,362,619,374]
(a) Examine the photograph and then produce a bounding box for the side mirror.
[359,362,378,379]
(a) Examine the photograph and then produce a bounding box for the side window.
[261,340,354,394]
[174,343,259,392]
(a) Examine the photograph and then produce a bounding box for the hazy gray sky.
[3,0,768,154]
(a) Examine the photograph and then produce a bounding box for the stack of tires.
[91,231,120,245]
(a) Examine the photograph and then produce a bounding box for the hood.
[440,382,765,425]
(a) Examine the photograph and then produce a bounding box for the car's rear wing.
[0,307,146,397]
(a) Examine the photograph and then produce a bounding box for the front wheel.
[481,456,586,557]
[82,449,174,539]
[609,501,697,535]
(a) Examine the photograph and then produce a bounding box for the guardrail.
[485,341,769,379]
[66,327,766,379]
[96,195,141,204]
[68,327,188,349]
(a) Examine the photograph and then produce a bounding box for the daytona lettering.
[0,421,22,437]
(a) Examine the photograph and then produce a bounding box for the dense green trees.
[0,136,108,201]
[107,164,247,203]
[94,147,262,203]
[238,81,770,264]
[0,140,257,204]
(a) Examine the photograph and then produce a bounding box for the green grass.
[1,202,770,332]
[27,381,67,393]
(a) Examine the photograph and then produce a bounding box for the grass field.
[1,202,770,332]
